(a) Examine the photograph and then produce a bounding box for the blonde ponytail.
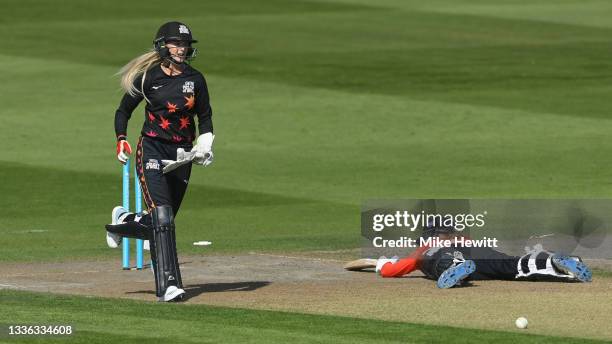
[117,50,161,102]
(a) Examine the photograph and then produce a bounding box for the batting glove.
[161,148,197,174]
[191,133,214,167]
[116,138,132,164]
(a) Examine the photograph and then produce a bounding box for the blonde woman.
[105,22,214,302]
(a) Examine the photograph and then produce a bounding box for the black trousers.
[135,136,192,296]
[136,136,193,217]
[420,246,520,281]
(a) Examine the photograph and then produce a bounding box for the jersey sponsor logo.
[179,25,189,34]
[146,159,160,170]
[152,85,164,90]
[182,81,194,93]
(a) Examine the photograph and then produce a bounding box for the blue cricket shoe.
[437,260,476,289]
[552,255,592,282]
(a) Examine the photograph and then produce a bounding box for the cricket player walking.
[105,22,214,302]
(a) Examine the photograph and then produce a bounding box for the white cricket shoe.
[159,286,186,302]
[106,206,129,248]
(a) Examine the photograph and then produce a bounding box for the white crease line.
[1,269,118,278]
[248,252,346,263]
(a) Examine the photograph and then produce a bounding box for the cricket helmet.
[421,218,456,239]
[153,21,198,63]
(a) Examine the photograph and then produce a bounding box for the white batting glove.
[191,133,214,167]
[161,148,197,174]
[116,139,132,164]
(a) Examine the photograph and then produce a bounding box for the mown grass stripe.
[0,290,606,344]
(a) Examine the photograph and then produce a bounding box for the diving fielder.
[105,22,214,302]
[371,224,593,288]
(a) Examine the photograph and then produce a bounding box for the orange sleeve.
[380,246,429,278]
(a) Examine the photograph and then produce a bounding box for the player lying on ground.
[351,224,592,289]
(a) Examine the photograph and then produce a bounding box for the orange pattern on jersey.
[166,101,178,113]
[159,116,171,130]
[179,116,190,130]
[184,95,195,110]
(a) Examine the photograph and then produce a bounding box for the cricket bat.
[343,258,378,271]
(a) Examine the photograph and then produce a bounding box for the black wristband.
[117,135,127,142]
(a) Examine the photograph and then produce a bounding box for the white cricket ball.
[515,317,528,329]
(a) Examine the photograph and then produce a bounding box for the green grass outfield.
[2,0,612,261]
[0,290,607,344]
[1,1,611,342]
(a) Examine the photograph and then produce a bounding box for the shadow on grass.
[126,281,271,300]
[184,281,271,299]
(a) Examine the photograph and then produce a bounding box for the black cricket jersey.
[114,63,213,143]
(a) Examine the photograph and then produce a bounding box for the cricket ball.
[515,317,528,329]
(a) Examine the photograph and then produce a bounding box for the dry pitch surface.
[1,254,610,341]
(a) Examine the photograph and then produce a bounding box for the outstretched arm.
[379,246,429,278]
